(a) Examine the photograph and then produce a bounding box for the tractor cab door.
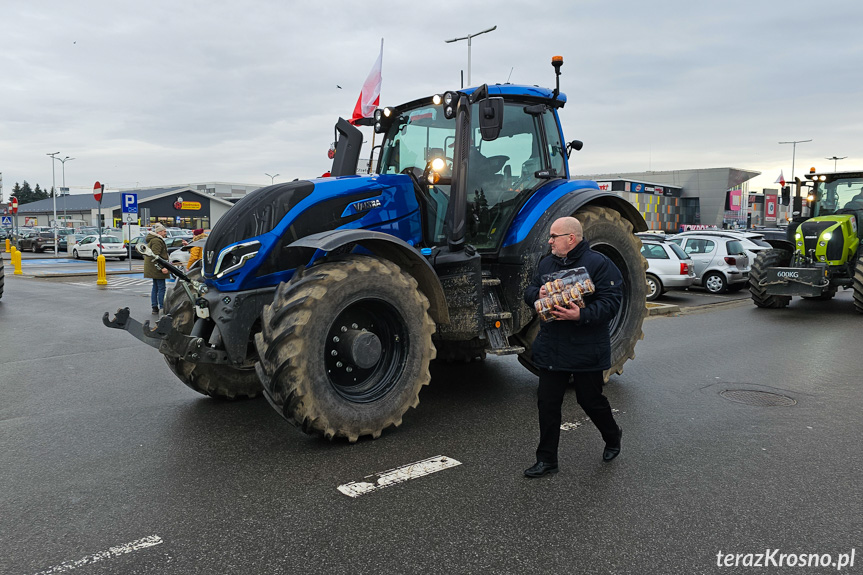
[464,102,567,252]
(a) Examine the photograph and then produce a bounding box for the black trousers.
[536,368,619,464]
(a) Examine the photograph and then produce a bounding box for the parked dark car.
[17,230,56,253]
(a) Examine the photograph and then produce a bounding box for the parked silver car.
[667,234,750,293]
[638,235,696,301]
[673,229,771,264]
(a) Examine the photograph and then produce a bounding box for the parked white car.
[72,235,128,260]
[638,234,696,301]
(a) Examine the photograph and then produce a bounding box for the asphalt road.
[1,273,860,574]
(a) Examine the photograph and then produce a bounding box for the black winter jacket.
[523,240,623,372]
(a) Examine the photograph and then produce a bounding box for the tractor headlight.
[431,157,445,172]
[374,109,383,122]
[214,240,261,278]
[823,232,832,241]
[443,91,459,119]
[432,94,443,105]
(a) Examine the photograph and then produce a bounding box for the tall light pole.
[55,156,75,227]
[445,25,497,87]
[47,152,60,255]
[826,156,847,172]
[265,172,279,185]
[779,139,812,182]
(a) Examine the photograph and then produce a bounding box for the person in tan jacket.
[186,228,207,270]
[144,223,169,314]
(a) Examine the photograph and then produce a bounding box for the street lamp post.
[445,25,497,87]
[826,156,847,172]
[265,173,279,185]
[55,156,76,228]
[47,152,60,255]
[778,139,812,182]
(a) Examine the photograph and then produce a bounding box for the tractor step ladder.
[481,276,524,356]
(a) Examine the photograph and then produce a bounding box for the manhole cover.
[719,390,797,407]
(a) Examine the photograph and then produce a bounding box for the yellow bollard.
[4,238,9,253]
[12,246,23,275]
[97,253,108,285]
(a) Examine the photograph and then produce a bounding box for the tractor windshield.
[813,177,863,216]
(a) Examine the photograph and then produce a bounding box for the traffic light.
[99,214,105,226]
[779,186,791,206]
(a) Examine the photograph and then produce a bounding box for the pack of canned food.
[533,267,595,322]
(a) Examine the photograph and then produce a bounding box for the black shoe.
[603,427,622,462]
[524,461,559,478]
[152,306,160,315]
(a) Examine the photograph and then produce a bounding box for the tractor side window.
[541,110,567,177]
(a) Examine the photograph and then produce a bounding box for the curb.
[646,302,680,316]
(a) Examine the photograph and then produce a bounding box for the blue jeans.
[151,279,166,309]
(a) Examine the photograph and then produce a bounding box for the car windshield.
[668,243,690,259]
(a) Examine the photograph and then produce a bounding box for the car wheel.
[93,250,99,260]
[118,256,126,261]
[73,249,79,259]
[703,272,728,294]
[645,273,662,301]
[32,244,38,253]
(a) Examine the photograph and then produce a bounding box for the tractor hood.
[203,175,420,285]
[794,214,858,265]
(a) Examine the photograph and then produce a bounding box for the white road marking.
[338,455,462,498]
[32,535,163,574]
[561,409,622,431]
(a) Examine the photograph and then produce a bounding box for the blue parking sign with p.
[122,193,138,214]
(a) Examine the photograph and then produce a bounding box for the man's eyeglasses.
[548,233,572,240]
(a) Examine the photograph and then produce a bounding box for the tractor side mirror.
[566,140,583,157]
[478,97,504,141]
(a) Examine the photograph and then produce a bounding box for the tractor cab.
[374,84,572,254]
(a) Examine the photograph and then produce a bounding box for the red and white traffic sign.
[93,181,104,202]
[10,196,18,214]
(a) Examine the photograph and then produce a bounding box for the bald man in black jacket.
[523,216,624,478]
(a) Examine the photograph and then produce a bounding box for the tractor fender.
[765,238,795,252]
[286,229,450,324]
[501,182,648,261]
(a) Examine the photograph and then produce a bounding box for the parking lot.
[1,263,859,574]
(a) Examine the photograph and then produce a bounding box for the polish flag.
[349,39,383,125]
[774,170,786,187]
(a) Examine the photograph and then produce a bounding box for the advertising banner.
[728,189,742,211]
[765,194,777,222]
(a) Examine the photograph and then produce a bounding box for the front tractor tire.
[853,256,863,314]
[163,269,261,399]
[749,249,792,309]
[516,206,647,380]
[254,256,436,442]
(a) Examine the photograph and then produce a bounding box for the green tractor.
[749,170,863,313]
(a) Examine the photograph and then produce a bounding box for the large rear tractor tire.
[749,249,792,309]
[516,206,647,380]
[163,269,261,399]
[254,256,436,442]
[853,256,863,314]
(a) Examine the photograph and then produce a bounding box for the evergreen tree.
[18,181,35,204]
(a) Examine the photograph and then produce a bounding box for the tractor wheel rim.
[325,299,408,403]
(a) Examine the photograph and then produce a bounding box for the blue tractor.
[105,57,648,441]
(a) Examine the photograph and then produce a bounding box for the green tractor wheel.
[254,256,436,442]
[749,249,792,309]
[854,256,863,314]
[162,269,262,400]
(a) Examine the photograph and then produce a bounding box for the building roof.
[16,186,235,213]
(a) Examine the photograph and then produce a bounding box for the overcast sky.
[2,0,861,200]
